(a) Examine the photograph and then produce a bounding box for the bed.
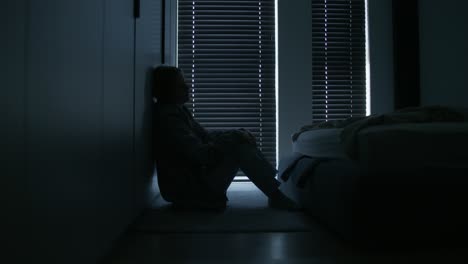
[279,120,468,245]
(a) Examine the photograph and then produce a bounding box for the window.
[177,0,277,169]
[311,0,367,123]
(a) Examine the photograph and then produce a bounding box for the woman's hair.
[152,65,183,101]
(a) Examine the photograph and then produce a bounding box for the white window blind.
[177,0,277,168]
[312,0,367,123]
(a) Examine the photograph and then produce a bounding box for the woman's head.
[152,66,189,103]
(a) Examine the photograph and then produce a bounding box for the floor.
[102,183,468,264]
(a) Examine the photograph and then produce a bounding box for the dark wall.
[1,0,160,263]
[277,0,313,160]
[1,1,30,261]
[368,0,395,114]
[392,0,420,109]
[392,0,468,109]
[134,0,162,213]
[419,0,468,107]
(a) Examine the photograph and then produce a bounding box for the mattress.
[284,122,468,244]
[357,122,468,168]
[293,122,468,168]
[278,153,468,244]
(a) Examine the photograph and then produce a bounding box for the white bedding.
[292,128,346,158]
[292,122,468,168]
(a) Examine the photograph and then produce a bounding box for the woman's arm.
[157,109,220,166]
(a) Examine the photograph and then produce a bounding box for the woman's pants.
[201,132,280,199]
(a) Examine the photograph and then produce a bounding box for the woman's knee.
[230,143,259,158]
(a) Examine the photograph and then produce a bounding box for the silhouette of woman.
[152,66,298,210]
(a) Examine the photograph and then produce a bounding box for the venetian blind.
[178,0,277,168]
[311,0,367,123]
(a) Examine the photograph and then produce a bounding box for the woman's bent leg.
[211,130,281,198]
[230,144,280,197]
[201,156,240,199]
